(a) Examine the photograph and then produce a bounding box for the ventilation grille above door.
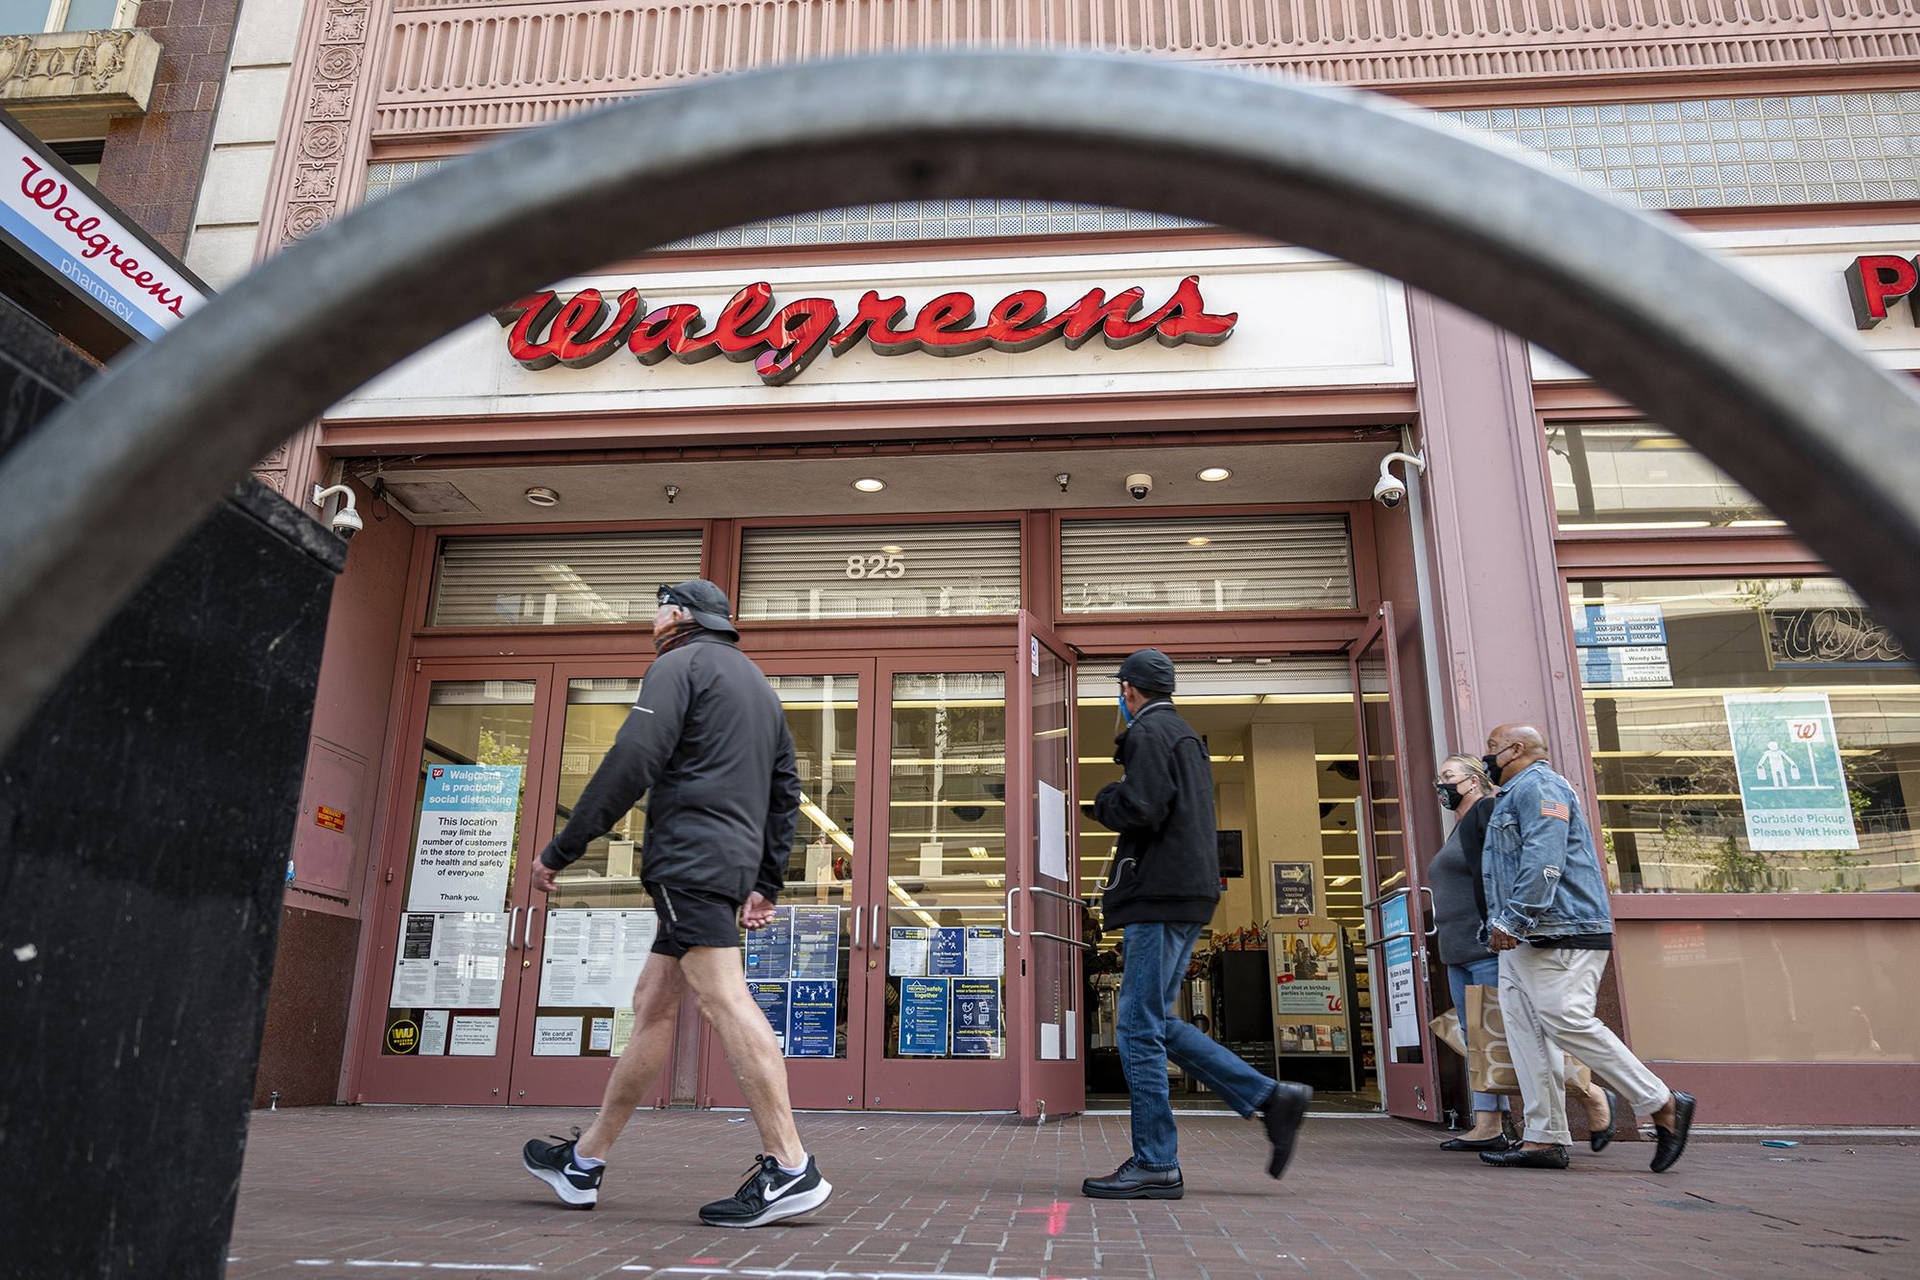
[427,530,704,628]
[1060,514,1355,614]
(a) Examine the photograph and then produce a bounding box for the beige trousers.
[1498,944,1671,1146]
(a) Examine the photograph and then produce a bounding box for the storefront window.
[1572,577,1920,893]
[1547,421,1782,531]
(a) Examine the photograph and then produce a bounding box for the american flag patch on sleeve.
[1540,800,1571,822]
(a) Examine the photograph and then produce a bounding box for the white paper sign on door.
[407,764,521,912]
[1038,780,1069,883]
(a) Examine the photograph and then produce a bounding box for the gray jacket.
[1427,798,1493,966]
[539,631,800,903]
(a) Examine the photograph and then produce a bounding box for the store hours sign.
[494,276,1237,386]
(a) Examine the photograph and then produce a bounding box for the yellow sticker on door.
[385,1019,420,1054]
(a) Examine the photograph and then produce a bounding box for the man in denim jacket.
[1477,723,1697,1172]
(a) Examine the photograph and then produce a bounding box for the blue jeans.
[1448,955,1509,1116]
[1118,922,1280,1170]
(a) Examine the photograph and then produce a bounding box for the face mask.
[1117,693,1135,725]
[1482,749,1506,784]
[1434,781,1465,809]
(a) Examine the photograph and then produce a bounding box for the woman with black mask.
[1425,753,1513,1150]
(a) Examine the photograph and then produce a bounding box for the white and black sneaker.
[522,1132,602,1209]
[697,1154,833,1228]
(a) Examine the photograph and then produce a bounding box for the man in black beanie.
[1083,648,1313,1200]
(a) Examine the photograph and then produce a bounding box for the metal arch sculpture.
[2,50,1919,750]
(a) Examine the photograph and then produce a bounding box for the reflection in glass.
[1546,421,1780,531]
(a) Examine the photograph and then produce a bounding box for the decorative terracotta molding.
[368,0,1920,140]
[0,29,162,139]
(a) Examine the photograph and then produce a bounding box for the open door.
[1350,602,1442,1121]
[1012,610,1086,1120]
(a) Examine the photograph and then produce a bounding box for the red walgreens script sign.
[493,276,1236,386]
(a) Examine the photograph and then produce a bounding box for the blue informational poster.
[790,907,840,980]
[408,763,522,912]
[744,907,793,980]
[898,977,951,1056]
[1570,603,1666,647]
[1379,895,1419,1054]
[951,978,1002,1057]
[786,979,838,1058]
[749,981,789,1052]
[929,927,967,977]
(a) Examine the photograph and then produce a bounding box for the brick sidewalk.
[228,1106,1915,1279]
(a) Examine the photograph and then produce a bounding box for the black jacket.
[539,632,800,903]
[1092,699,1220,927]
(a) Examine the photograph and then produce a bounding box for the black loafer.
[1479,1144,1570,1169]
[1260,1082,1313,1179]
[1650,1091,1696,1173]
[1439,1134,1512,1152]
[1590,1088,1618,1153]
[1083,1158,1184,1200]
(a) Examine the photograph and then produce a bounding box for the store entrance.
[356,624,1080,1113]
[1076,655,1386,1114]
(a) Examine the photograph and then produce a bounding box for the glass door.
[1013,611,1085,1119]
[1350,604,1442,1121]
[699,662,875,1110]
[507,664,673,1106]
[360,665,555,1104]
[861,660,1020,1110]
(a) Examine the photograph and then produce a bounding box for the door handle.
[1418,886,1437,938]
[850,903,861,951]
[522,905,540,950]
[871,903,881,950]
[507,906,521,950]
[1004,884,1023,936]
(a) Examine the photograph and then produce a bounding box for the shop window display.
[1571,577,1920,894]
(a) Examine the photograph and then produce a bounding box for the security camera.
[1126,472,1154,501]
[311,483,364,541]
[1372,472,1407,509]
[1373,451,1426,510]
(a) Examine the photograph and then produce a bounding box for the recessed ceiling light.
[880,544,905,555]
[524,486,560,507]
[1187,536,1212,547]
[1198,466,1232,482]
[852,478,886,493]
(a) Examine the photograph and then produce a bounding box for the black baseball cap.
[657,579,739,639]
[1113,648,1176,695]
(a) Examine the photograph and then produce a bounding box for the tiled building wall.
[94,0,246,257]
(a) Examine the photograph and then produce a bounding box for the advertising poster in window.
[1724,692,1859,852]
[899,977,951,1056]
[1272,925,1342,1016]
[407,764,521,911]
[1271,862,1316,916]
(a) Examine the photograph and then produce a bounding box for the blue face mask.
[1117,693,1135,724]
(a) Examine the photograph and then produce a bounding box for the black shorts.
[646,881,743,957]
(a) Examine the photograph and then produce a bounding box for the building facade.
[212,1,1920,1125]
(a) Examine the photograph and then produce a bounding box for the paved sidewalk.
[229,1106,1915,1279]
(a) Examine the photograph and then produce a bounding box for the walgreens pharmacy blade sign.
[2,144,205,340]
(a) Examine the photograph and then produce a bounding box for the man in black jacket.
[519,580,829,1228]
[1084,649,1313,1200]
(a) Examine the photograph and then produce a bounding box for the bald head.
[1485,722,1549,785]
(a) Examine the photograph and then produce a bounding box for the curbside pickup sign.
[1724,692,1858,852]
[0,110,206,341]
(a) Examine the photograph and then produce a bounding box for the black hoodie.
[1092,699,1221,927]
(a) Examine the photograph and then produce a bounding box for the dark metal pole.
[1,50,1917,752]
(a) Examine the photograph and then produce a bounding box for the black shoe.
[1439,1134,1512,1152]
[1260,1082,1313,1179]
[1082,1157,1184,1200]
[1650,1092,1696,1173]
[1589,1088,1618,1154]
[522,1132,601,1209]
[699,1154,833,1227]
[1479,1144,1571,1169]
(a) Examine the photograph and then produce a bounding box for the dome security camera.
[311,483,364,541]
[1373,451,1426,510]
[1126,472,1154,501]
